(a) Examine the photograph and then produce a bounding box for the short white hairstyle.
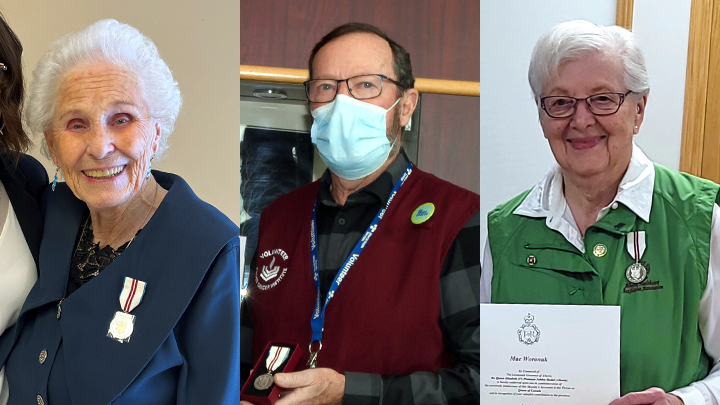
[26,19,182,160]
[528,20,649,102]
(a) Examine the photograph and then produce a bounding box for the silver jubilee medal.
[625,231,648,284]
[254,346,291,390]
[107,277,147,343]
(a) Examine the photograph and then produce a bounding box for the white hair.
[26,19,182,160]
[528,20,649,102]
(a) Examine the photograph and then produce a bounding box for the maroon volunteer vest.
[248,166,479,375]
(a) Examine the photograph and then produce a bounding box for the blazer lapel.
[59,175,237,405]
[0,155,45,268]
[22,184,84,310]
[0,184,81,373]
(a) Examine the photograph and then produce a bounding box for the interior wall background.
[1,0,240,224]
[240,0,480,193]
[479,0,692,248]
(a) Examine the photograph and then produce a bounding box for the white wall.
[480,0,691,248]
[0,0,240,224]
[632,0,692,168]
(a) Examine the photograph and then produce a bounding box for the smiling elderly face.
[539,51,646,181]
[45,62,160,210]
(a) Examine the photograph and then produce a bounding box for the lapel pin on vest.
[593,244,608,257]
[411,203,435,225]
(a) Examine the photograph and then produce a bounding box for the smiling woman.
[0,19,240,405]
[482,20,720,404]
[538,52,644,218]
[47,63,160,223]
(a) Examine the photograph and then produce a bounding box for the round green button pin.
[411,203,435,224]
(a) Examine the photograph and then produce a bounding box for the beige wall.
[1,0,240,224]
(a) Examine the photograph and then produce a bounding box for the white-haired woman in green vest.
[481,20,720,404]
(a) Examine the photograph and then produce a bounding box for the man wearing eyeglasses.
[482,20,720,405]
[241,23,480,405]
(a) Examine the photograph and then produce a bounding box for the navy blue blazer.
[0,153,47,267]
[1,171,240,405]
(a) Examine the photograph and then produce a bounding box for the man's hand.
[274,368,345,405]
[609,387,684,405]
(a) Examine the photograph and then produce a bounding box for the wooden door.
[680,0,720,182]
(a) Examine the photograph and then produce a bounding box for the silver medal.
[253,345,291,390]
[625,262,647,284]
[108,277,147,343]
[253,373,274,390]
[625,231,649,284]
[107,311,136,343]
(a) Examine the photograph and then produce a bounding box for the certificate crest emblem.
[517,313,540,345]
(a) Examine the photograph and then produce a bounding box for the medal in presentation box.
[241,342,302,405]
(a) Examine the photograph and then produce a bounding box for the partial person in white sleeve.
[0,11,47,405]
[481,20,720,405]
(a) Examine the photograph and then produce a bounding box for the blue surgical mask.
[311,94,400,181]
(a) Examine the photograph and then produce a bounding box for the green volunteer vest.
[488,164,718,395]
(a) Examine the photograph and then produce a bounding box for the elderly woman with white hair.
[481,20,720,404]
[0,20,240,405]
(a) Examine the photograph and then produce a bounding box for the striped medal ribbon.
[254,346,291,390]
[625,231,648,284]
[107,277,147,343]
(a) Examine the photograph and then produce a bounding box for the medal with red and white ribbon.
[625,231,648,284]
[107,277,147,343]
[254,346,291,390]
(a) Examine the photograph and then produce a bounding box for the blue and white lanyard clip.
[307,162,413,368]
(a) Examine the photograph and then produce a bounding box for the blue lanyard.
[309,163,413,350]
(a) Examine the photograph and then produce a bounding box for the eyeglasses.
[304,74,403,103]
[540,90,633,118]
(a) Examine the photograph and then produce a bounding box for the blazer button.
[37,394,45,405]
[527,255,537,266]
[39,349,48,364]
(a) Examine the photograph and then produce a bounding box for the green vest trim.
[488,164,719,395]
